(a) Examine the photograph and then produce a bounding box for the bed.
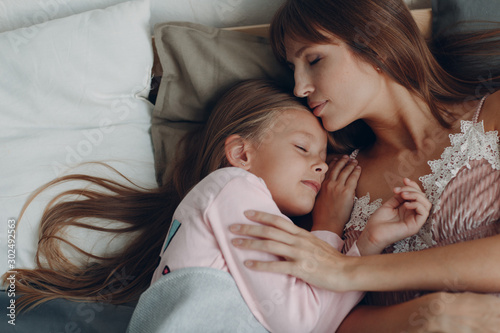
[1,0,496,331]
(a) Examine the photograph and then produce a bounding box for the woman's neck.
[362,84,466,155]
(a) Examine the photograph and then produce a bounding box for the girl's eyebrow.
[293,130,315,139]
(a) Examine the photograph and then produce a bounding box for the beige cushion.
[152,22,292,185]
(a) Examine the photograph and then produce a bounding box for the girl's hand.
[230,210,351,291]
[357,178,432,255]
[312,155,361,235]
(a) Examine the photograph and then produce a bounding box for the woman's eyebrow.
[294,45,311,58]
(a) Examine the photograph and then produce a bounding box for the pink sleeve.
[205,175,364,333]
[311,230,361,256]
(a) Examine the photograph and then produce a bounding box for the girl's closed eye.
[295,144,308,152]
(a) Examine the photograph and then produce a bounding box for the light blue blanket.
[127,267,269,333]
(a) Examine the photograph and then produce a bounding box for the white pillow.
[0,0,157,274]
[0,0,289,34]
[0,0,128,33]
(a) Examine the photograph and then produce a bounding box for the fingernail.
[229,224,241,232]
[232,239,243,246]
[245,261,254,267]
[394,187,401,192]
[244,210,255,217]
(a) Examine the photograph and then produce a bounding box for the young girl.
[139,79,431,332]
[8,79,431,333]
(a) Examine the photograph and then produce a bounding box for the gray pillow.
[431,0,500,85]
[151,22,292,185]
[432,0,500,36]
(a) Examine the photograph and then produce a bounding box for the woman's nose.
[293,70,313,98]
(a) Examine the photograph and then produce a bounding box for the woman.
[230,0,500,331]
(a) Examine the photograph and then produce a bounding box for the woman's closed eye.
[309,57,321,66]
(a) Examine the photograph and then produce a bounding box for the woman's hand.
[312,155,361,235]
[230,210,352,291]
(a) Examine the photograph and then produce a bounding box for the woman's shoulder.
[479,90,500,132]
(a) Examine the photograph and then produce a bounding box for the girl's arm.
[208,175,363,333]
[230,211,500,293]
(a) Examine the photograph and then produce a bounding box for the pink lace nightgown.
[343,95,500,306]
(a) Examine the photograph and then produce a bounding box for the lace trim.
[345,193,381,231]
[419,120,500,212]
[346,117,500,253]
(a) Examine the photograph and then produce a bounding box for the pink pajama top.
[344,95,500,305]
[152,167,363,333]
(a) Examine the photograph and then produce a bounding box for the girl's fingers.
[336,159,359,185]
[327,155,351,181]
[345,165,362,189]
[404,201,430,218]
[399,191,432,210]
[403,177,424,191]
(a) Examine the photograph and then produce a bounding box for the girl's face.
[248,108,328,216]
[284,37,383,132]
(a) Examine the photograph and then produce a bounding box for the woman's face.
[284,37,383,132]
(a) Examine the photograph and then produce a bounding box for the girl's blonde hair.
[5,79,311,310]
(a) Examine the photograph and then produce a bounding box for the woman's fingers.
[230,223,296,246]
[231,237,297,259]
[242,259,296,275]
[240,210,303,235]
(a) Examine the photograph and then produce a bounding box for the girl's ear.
[225,134,253,170]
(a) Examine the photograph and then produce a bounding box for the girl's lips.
[302,180,321,194]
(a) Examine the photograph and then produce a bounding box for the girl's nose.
[314,160,328,174]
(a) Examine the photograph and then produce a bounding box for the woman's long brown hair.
[3,79,310,311]
[270,0,500,153]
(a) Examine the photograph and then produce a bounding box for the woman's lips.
[309,101,327,117]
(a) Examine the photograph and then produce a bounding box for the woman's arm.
[231,211,500,293]
[337,292,500,333]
